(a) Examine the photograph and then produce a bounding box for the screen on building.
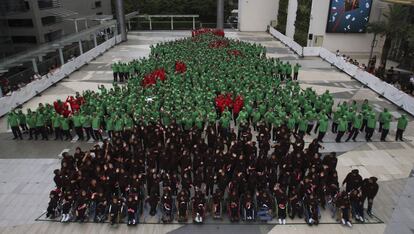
[326,0,373,33]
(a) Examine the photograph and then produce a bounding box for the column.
[115,0,127,41]
[149,17,152,30]
[78,40,83,54]
[74,20,79,33]
[193,17,196,30]
[93,33,98,47]
[216,0,224,29]
[32,58,39,74]
[58,48,65,65]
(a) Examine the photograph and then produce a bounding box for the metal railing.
[38,0,61,9]
[128,14,200,30]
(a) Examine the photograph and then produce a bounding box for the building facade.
[0,0,111,59]
[238,0,389,54]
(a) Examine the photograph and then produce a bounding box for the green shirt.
[72,115,82,127]
[318,118,328,133]
[7,114,19,127]
[397,116,408,130]
[61,118,70,130]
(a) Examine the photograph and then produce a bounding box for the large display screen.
[326,0,373,33]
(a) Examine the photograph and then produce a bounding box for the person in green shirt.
[380,110,392,141]
[17,109,28,133]
[52,113,62,140]
[298,117,308,138]
[35,111,48,140]
[365,112,376,142]
[219,111,231,138]
[346,113,363,142]
[92,113,103,141]
[26,109,37,140]
[396,114,408,141]
[317,115,328,142]
[72,112,84,140]
[7,110,22,140]
[81,114,93,141]
[335,116,348,142]
[293,63,301,81]
[286,62,292,79]
[378,108,391,133]
[105,115,114,139]
[252,111,261,131]
[61,116,72,140]
[111,63,119,82]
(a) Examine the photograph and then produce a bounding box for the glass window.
[7,19,33,27]
[11,36,37,44]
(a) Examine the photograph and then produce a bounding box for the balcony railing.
[38,0,61,10]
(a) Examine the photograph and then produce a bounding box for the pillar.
[58,48,64,65]
[216,0,224,29]
[93,34,98,47]
[32,58,38,74]
[115,0,127,41]
[78,40,83,54]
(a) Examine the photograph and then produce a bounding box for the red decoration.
[191,28,225,37]
[141,68,166,88]
[175,61,187,74]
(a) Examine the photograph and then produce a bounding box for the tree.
[367,4,409,68]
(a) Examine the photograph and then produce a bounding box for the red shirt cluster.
[141,68,166,88]
[66,96,84,112]
[233,95,244,115]
[191,28,225,37]
[54,96,85,117]
[215,94,244,114]
[175,61,187,74]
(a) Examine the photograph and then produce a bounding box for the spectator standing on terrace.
[409,73,414,95]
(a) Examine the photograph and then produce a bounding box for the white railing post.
[193,17,195,30]
[58,48,64,65]
[171,16,174,30]
[74,20,78,33]
[149,17,152,30]
[93,33,97,47]
[32,58,38,74]
[128,20,131,30]
[78,40,83,54]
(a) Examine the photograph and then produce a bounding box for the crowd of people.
[3,30,400,226]
[336,51,414,96]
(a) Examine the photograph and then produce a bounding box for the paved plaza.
[0,30,413,234]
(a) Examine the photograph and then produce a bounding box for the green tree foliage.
[367,4,410,68]
[276,0,289,34]
[293,0,312,47]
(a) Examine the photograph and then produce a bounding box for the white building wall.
[238,0,278,31]
[285,0,297,38]
[307,0,389,54]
